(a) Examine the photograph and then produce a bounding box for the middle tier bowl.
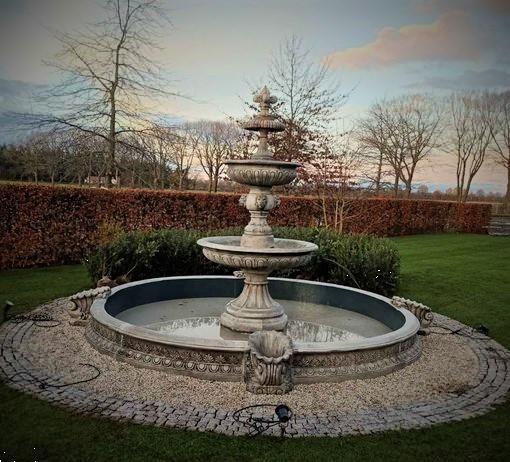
[197,236,318,272]
[197,236,319,332]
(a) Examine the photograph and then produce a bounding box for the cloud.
[408,69,510,90]
[0,78,43,113]
[0,78,45,143]
[326,10,482,69]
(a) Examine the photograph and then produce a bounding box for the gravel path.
[20,299,478,414]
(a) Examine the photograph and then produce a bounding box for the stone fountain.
[86,88,421,389]
[197,87,318,333]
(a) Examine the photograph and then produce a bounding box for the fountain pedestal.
[223,271,286,331]
[197,87,317,333]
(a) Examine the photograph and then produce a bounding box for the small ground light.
[2,301,14,323]
[474,324,489,336]
[275,404,292,423]
[233,404,294,436]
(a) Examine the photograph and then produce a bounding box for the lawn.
[0,233,509,461]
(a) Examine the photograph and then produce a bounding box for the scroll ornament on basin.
[244,330,294,394]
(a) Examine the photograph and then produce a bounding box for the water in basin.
[115,297,391,343]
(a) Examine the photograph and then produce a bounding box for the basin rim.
[90,276,420,354]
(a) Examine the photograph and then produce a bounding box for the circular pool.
[87,276,421,383]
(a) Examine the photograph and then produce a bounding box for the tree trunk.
[106,137,114,188]
[505,161,510,206]
[375,152,382,195]
[213,173,219,193]
[106,88,116,189]
[393,175,399,197]
[405,183,412,198]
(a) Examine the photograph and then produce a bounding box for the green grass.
[394,233,510,347]
[0,265,91,318]
[0,234,509,461]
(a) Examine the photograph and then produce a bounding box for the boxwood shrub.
[84,227,400,296]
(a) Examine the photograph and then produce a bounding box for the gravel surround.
[1,298,509,437]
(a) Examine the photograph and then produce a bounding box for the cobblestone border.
[1,308,509,437]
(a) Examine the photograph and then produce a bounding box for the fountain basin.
[87,276,421,383]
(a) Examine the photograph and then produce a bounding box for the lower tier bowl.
[87,276,421,384]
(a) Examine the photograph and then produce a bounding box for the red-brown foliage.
[0,184,492,269]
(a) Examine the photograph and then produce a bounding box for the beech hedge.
[0,184,492,269]
[85,227,401,296]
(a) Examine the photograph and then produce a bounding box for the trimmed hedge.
[85,227,401,296]
[0,184,492,269]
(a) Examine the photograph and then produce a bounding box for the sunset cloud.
[326,10,482,70]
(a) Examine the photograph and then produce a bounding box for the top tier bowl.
[224,159,300,188]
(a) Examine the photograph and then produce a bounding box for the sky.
[0,0,509,192]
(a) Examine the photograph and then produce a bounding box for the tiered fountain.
[197,87,317,333]
[86,87,421,392]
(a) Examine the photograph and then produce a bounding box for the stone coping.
[224,159,301,168]
[197,237,318,255]
[1,301,509,437]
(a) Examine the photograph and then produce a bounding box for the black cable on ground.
[8,312,61,328]
[233,404,293,437]
[428,324,492,341]
[1,306,101,391]
[4,363,101,389]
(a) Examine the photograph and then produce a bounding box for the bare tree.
[449,92,493,202]
[191,120,241,193]
[135,124,174,189]
[169,123,199,190]
[489,91,510,206]
[266,36,347,164]
[25,0,181,187]
[17,135,45,184]
[357,107,397,195]
[41,132,66,185]
[308,130,363,232]
[358,95,442,197]
[66,130,107,186]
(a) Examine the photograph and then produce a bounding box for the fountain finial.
[243,86,284,136]
[254,86,277,115]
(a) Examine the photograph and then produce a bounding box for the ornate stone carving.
[86,318,243,380]
[392,297,434,334]
[293,335,421,381]
[202,247,312,271]
[68,286,111,325]
[226,164,297,187]
[254,194,268,210]
[244,331,293,394]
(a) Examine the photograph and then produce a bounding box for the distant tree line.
[2,1,508,216]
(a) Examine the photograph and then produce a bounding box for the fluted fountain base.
[220,271,288,332]
[221,311,288,333]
